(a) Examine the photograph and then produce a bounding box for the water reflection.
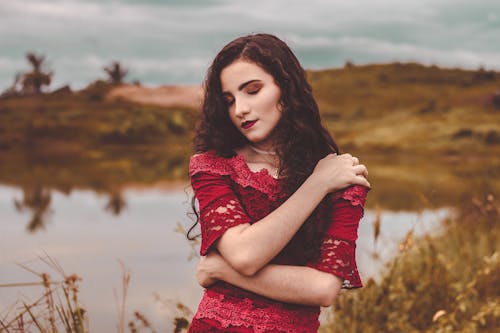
[0,185,198,333]
[14,186,53,232]
[104,188,127,215]
[11,185,131,230]
[0,185,451,332]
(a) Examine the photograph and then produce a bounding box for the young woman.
[187,33,370,333]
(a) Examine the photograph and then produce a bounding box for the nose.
[234,97,250,118]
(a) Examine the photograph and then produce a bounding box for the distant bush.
[83,80,113,101]
[99,113,168,144]
[490,92,500,110]
[344,60,355,69]
[452,128,474,139]
[50,85,72,96]
[484,130,500,145]
[167,110,191,135]
[419,99,436,114]
[473,67,496,82]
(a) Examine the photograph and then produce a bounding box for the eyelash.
[247,88,260,95]
[224,88,261,106]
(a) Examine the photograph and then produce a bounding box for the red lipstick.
[242,120,257,129]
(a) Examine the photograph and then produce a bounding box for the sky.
[1,0,499,90]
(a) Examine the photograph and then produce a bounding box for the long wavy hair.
[189,33,340,261]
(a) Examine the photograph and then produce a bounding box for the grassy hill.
[0,63,499,210]
[310,62,500,154]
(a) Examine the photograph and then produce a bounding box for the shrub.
[322,195,500,333]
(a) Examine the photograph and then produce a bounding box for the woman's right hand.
[312,153,370,193]
[196,251,227,288]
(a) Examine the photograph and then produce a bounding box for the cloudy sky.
[1,0,499,89]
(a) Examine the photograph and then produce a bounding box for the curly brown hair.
[190,33,340,261]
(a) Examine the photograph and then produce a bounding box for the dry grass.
[1,62,499,331]
[0,255,88,333]
[1,195,497,332]
[1,62,498,212]
[321,194,500,333]
[0,258,193,333]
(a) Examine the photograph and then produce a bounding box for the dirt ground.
[107,84,203,109]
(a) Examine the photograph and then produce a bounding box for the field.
[0,62,499,332]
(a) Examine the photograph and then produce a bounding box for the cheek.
[228,109,239,127]
[267,87,282,109]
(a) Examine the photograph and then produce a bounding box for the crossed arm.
[197,254,342,307]
[192,153,369,307]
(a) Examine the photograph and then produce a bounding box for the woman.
[187,33,370,333]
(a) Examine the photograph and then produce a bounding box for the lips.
[241,120,257,129]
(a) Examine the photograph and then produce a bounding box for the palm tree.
[104,61,128,85]
[21,52,53,94]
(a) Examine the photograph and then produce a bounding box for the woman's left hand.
[196,251,226,288]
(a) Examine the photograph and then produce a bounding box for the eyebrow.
[222,79,261,94]
[238,79,261,91]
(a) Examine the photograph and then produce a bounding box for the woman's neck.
[248,144,277,156]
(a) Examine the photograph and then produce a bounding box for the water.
[0,185,450,332]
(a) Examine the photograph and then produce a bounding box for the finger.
[341,153,352,159]
[352,157,359,166]
[353,175,371,188]
[353,164,368,178]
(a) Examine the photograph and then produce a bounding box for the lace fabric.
[333,184,369,208]
[306,238,361,289]
[191,290,320,333]
[190,151,282,200]
[188,151,369,332]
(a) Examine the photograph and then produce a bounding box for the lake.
[0,185,450,332]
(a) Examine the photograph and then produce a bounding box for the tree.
[21,52,53,94]
[104,61,128,85]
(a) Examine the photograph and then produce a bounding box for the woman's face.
[220,59,282,151]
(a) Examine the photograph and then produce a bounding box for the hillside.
[0,63,499,210]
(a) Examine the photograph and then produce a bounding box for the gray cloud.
[1,0,499,89]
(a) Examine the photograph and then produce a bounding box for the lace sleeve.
[307,185,369,289]
[191,171,252,255]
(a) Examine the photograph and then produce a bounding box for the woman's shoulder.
[189,150,281,199]
[332,185,370,207]
[189,150,236,177]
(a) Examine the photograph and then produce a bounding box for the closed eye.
[247,88,260,95]
[222,94,234,106]
[245,83,262,95]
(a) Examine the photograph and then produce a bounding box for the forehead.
[220,60,274,91]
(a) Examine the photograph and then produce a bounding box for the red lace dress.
[187,151,369,333]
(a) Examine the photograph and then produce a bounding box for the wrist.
[306,173,329,197]
[212,257,229,280]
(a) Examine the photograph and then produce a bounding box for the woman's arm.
[196,186,368,306]
[197,252,342,307]
[205,154,369,276]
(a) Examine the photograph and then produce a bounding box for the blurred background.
[0,1,499,332]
